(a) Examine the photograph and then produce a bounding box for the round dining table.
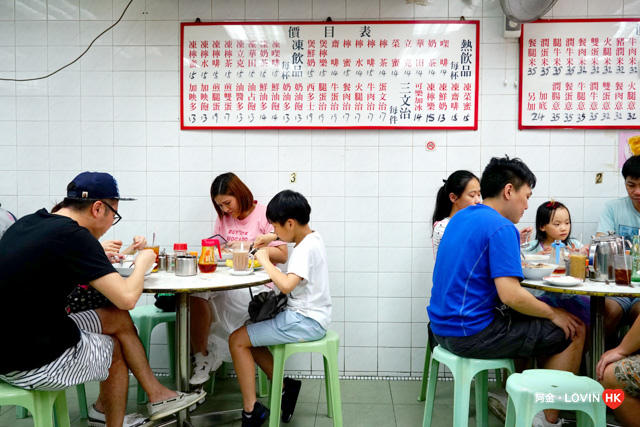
[143,267,272,427]
[521,277,640,378]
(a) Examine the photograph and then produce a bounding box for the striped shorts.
[0,310,114,391]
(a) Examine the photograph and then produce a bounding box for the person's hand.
[102,240,123,253]
[254,233,278,249]
[107,251,124,263]
[519,227,533,246]
[536,247,552,255]
[134,249,156,271]
[122,235,147,255]
[596,347,628,381]
[131,235,147,251]
[548,307,583,340]
[255,248,269,266]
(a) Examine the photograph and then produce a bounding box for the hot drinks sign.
[181,21,479,130]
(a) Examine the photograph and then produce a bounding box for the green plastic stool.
[505,369,605,427]
[17,384,88,420]
[0,381,70,427]
[422,345,515,427]
[418,335,504,401]
[129,304,176,404]
[268,330,342,427]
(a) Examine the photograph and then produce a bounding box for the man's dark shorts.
[433,307,572,359]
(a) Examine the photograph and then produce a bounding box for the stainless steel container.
[166,253,176,273]
[175,255,197,276]
[588,232,629,281]
[158,254,167,271]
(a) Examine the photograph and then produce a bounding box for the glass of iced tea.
[144,245,160,273]
[614,254,632,285]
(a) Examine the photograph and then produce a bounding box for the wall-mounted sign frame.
[519,19,640,129]
[181,20,479,130]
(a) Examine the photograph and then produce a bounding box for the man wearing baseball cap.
[0,172,204,427]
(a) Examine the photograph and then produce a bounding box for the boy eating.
[229,190,332,427]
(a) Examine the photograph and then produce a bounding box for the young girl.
[523,200,590,325]
[189,173,288,385]
[431,170,481,258]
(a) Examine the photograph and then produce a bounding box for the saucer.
[229,269,254,276]
[543,276,583,287]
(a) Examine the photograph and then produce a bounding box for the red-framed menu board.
[181,21,479,130]
[519,19,640,129]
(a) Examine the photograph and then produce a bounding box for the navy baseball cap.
[66,172,135,201]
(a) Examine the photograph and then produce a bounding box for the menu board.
[519,19,640,129]
[180,21,479,130]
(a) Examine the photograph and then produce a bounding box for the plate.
[543,276,583,287]
[229,269,255,276]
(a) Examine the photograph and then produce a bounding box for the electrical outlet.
[290,172,297,183]
[595,173,603,184]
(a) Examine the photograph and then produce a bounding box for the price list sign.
[180,21,479,130]
[519,19,640,129]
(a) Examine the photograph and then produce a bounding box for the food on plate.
[629,135,640,156]
[225,259,261,268]
[522,262,553,269]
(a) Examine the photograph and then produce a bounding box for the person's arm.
[266,244,288,264]
[596,310,640,380]
[495,276,582,339]
[253,233,279,249]
[255,248,300,294]
[89,249,156,310]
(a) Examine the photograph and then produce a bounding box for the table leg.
[590,296,605,378]
[176,293,191,426]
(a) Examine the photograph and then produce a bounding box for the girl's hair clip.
[546,199,557,208]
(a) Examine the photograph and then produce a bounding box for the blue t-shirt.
[427,204,523,337]
[597,197,640,240]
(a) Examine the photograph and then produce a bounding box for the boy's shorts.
[613,354,640,397]
[0,310,113,391]
[247,309,326,347]
[434,307,572,359]
[608,296,640,316]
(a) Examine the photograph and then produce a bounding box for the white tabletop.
[522,277,640,297]
[143,267,272,293]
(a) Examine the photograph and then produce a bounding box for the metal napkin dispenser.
[588,232,628,281]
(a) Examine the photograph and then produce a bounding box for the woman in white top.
[431,170,481,258]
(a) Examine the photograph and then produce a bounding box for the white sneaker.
[532,411,565,427]
[147,389,206,421]
[189,351,223,385]
[87,405,150,427]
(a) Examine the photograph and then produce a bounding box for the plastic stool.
[422,345,515,427]
[17,384,88,420]
[129,305,176,404]
[268,330,342,427]
[418,335,504,401]
[505,369,605,427]
[1,381,70,427]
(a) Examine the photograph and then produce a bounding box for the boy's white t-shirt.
[284,231,332,330]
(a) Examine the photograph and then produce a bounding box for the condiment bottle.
[198,239,221,273]
[174,243,188,257]
[632,235,640,284]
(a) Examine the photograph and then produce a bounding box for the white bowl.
[524,254,550,263]
[522,263,558,280]
[114,262,154,277]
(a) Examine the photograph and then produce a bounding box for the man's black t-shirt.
[0,209,116,374]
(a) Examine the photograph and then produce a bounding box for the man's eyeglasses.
[103,201,122,226]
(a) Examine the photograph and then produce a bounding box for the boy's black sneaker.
[242,401,269,427]
[281,377,302,423]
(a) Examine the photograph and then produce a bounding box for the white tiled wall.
[0,0,638,376]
